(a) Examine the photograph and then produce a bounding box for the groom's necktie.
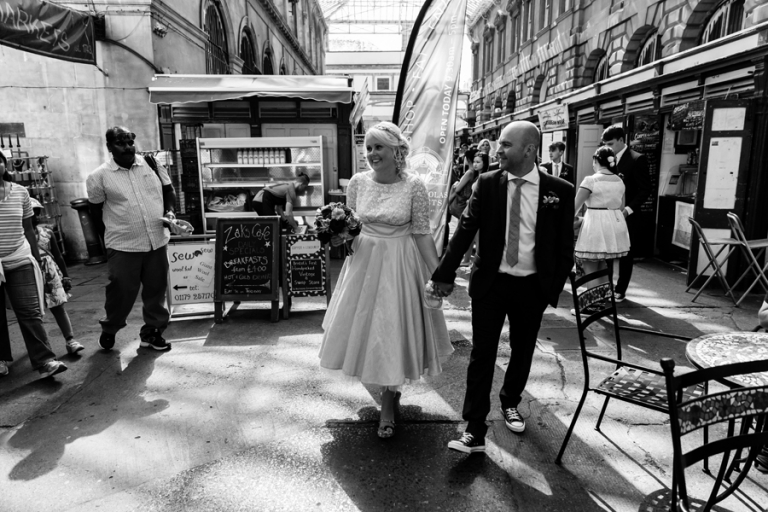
[506,178,525,267]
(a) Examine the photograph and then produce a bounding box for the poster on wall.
[538,104,569,133]
[703,137,741,209]
[672,201,694,249]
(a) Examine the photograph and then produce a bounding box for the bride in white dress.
[319,122,453,438]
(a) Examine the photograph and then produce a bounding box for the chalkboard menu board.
[281,234,331,319]
[669,101,705,131]
[631,115,662,257]
[215,217,280,302]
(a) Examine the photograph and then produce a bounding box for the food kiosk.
[149,75,358,320]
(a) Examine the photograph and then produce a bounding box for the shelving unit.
[197,136,325,233]
[7,154,65,256]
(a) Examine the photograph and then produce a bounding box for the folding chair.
[686,218,740,305]
[726,212,768,306]
[661,357,768,512]
[555,268,706,464]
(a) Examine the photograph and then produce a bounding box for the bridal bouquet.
[314,202,362,244]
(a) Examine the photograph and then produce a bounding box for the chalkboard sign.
[214,216,280,322]
[631,115,661,258]
[669,101,705,131]
[281,234,331,319]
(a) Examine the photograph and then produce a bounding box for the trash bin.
[70,198,107,265]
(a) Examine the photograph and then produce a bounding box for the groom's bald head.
[496,121,541,177]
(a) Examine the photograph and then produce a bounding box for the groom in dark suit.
[601,126,651,302]
[540,141,575,186]
[432,121,575,454]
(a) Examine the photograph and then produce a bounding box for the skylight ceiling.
[319,0,493,25]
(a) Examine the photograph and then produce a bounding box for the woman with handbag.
[448,152,488,266]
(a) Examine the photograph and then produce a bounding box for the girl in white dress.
[319,122,453,438]
[574,146,630,284]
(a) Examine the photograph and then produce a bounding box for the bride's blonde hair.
[365,122,410,173]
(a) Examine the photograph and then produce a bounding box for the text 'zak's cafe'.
[167,216,331,324]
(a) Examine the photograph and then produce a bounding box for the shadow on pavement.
[6,349,168,481]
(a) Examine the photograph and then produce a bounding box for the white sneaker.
[501,407,526,433]
[38,360,67,378]
[66,339,85,355]
[0,361,8,376]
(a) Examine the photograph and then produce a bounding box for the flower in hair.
[607,155,615,167]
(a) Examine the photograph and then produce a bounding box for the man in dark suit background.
[540,141,575,186]
[432,121,575,454]
[601,126,652,302]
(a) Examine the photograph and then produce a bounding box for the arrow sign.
[173,285,188,291]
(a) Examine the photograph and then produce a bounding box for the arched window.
[701,0,745,44]
[240,28,260,74]
[594,54,610,83]
[636,32,660,67]
[263,46,275,75]
[204,2,229,74]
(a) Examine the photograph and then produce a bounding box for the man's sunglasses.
[112,133,136,146]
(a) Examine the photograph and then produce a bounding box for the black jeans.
[615,213,642,295]
[464,273,548,439]
[100,246,170,339]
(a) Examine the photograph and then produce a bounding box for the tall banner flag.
[393,0,468,253]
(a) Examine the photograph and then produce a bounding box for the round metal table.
[686,331,768,388]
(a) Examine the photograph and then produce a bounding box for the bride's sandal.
[378,419,395,438]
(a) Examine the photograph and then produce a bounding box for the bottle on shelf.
[237,149,243,164]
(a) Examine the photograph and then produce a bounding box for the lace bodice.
[581,174,625,210]
[346,171,431,234]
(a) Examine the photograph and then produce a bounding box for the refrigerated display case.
[197,136,325,233]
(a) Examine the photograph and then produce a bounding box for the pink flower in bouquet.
[331,207,346,220]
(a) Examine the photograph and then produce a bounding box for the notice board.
[281,234,331,319]
[214,216,280,322]
[167,239,215,306]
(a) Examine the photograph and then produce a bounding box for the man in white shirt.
[87,127,177,353]
[601,126,651,302]
[541,141,575,185]
[432,121,575,454]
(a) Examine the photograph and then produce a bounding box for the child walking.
[30,199,84,354]
[572,146,630,314]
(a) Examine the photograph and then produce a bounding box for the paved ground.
[1,255,767,512]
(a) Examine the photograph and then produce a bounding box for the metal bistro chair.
[661,357,768,512]
[556,268,706,464]
[686,217,741,305]
[726,212,768,306]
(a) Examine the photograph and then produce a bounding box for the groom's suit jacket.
[433,169,575,307]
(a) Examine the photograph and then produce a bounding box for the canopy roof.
[148,75,355,104]
[319,0,492,24]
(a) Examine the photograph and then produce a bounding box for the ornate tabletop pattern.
[686,332,768,388]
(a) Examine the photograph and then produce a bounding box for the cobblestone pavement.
[1,256,766,512]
